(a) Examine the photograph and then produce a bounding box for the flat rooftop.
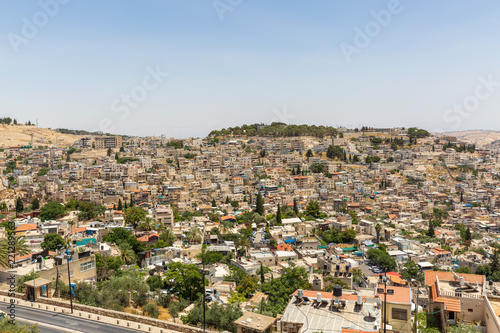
[283,290,381,333]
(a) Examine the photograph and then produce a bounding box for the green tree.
[375,223,382,244]
[305,149,313,159]
[159,228,176,247]
[185,226,202,244]
[40,201,66,221]
[40,233,65,251]
[0,318,40,333]
[261,265,311,316]
[236,275,258,298]
[117,199,123,211]
[367,248,397,272]
[15,198,24,213]
[142,303,160,319]
[0,235,30,268]
[31,198,40,210]
[118,243,137,265]
[293,198,299,216]
[255,192,264,215]
[276,204,282,225]
[17,271,40,292]
[454,267,473,274]
[95,253,123,282]
[401,260,419,282]
[464,226,472,249]
[103,227,145,254]
[168,299,189,322]
[107,147,112,156]
[164,262,205,301]
[326,145,344,159]
[305,200,320,218]
[137,217,156,232]
[260,262,265,284]
[427,220,435,238]
[182,299,243,333]
[211,198,216,207]
[124,206,146,226]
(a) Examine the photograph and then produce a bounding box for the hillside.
[0,124,82,148]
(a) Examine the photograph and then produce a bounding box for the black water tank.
[333,285,342,297]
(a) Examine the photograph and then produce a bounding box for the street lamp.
[380,273,388,333]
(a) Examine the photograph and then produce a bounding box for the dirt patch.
[0,124,81,148]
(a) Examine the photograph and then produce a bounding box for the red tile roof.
[15,223,37,232]
[376,285,411,304]
[424,271,485,286]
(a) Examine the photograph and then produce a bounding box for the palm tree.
[119,244,136,265]
[159,228,176,246]
[375,223,382,244]
[185,227,202,244]
[0,236,31,268]
[219,221,232,235]
[236,236,251,257]
[137,217,156,232]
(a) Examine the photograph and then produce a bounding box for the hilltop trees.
[209,123,337,139]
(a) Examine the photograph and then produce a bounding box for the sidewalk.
[2,296,181,333]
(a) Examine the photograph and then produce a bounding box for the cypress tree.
[255,193,264,215]
[276,204,282,225]
[427,219,435,238]
[293,198,299,216]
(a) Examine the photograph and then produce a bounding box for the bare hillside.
[435,130,500,147]
[0,124,81,148]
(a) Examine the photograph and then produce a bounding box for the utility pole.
[202,246,206,333]
[413,279,419,333]
[33,267,36,302]
[383,273,387,333]
[65,249,74,314]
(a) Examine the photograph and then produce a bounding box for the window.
[468,309,473,313]
[80,261,95,272]
[392,308,407,320]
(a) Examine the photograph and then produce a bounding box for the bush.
[156,293,172,308]
[143,303,160,319]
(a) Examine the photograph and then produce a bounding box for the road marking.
[18,318,86,333]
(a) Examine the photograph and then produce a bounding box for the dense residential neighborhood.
[2,123,500,332]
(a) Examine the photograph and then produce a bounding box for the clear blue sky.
[1,0,500,137]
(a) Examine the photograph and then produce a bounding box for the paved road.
[358,263,373,277]
[0,301,140,333]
